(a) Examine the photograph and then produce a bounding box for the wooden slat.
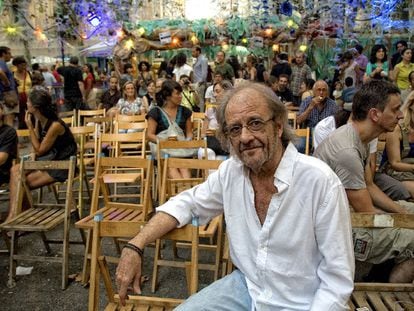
[354,283,414,292]
[351,213,414,229]
[366,292,389,311]
[351,291,372,310]
[393,292,414,310]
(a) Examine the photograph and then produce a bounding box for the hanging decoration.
[0,20,25,40]
[280,1,293,17]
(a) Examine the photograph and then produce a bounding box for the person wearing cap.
[57,56,86,111]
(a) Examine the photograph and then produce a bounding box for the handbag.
[149,107,196,158]
[3,89,19,108]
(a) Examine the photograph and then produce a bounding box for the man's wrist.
[123,242,144,257]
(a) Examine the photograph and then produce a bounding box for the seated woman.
[108,81,147,117]
[141,79,157,110]
[199,80,233,160]
[380,92,414,197]
[0,102,18,188]
[5,87,77,222]
[146,80,193,179]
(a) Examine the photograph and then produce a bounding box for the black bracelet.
[123,243,144,257]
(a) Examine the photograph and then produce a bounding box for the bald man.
[297,80,339,128]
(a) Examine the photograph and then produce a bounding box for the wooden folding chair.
[295,127,310,155]
[87,213,199,311]
[152,157,224,293]
[288,111,297,129]
[155,139,207,203]
[61,115,75,127]
[69,125,99,216]
[58,109,77,124]
[0,156,85,289]
[191,112,205,140]
[113,120,147,157]
[75,156,153,285]
[350,213,414,310]
[77,109,106,127]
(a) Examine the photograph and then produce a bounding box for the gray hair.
[216,82,295,151]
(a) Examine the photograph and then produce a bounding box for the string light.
[272,44,279,52]
[241,38,248,44]
[265,28,273,36]
[299,44,307,52]
[6,26,16,34]
[116,29,125,39]
[172,37,180,45]
[125,39,134,49]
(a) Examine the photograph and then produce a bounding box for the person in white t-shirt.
[172,52,193,82]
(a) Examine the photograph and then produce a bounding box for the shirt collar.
[274,142,298,187]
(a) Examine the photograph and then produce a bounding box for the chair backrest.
[61,115,75,127]
[295,127,310,155]
[58,109,76,120]
[100,131,146,158]
[15,156,77,215]
[90,156,153,220]
[115,114,146,123]
[288,111,297,129]
[84,116,114,134]
[78,109,106,127]
[160,157,222,204]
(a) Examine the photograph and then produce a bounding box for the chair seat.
[350,283,414,310]
[103,173,142,184]
[75,205,145,230]
[1,205,70,232]
[105,296,182,311]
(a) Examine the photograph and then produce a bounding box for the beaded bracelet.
[123,243,144,257]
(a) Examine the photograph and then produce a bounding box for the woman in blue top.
[364,44,389,83]
[380,92,414,197]
[146,79,193,178]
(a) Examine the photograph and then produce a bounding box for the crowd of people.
[1,40,414,309]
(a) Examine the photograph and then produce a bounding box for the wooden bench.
[351,213,414,310]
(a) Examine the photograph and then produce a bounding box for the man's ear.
[368,108,381,123]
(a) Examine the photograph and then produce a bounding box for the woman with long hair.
[136,61,154,97]
[392,48,414,91]
[380,92,414,198]
[146,80,193,178]
[108,81,147,117]
[172,52,193,82]
[364,44,389,83]
[6,87,77,222]
[244,55,257,81]
[300,78,315,101]
[141,79,157,110]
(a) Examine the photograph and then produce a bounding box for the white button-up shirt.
[157,143,354,310]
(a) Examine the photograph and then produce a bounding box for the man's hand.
[116,248,142,306]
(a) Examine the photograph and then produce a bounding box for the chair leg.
[81,229,92,285]
[39,232,52,253]
[61,210,71,290]
[7,231,17,288]
[1,230,10,253]
[151,239,161,293]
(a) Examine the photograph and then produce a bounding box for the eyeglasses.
[225,117,274,138]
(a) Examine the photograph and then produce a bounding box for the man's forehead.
[227,89,268,112]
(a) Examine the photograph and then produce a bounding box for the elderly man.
[314,80,414,283]
[116,83,354,310]
[297,80,338,128]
